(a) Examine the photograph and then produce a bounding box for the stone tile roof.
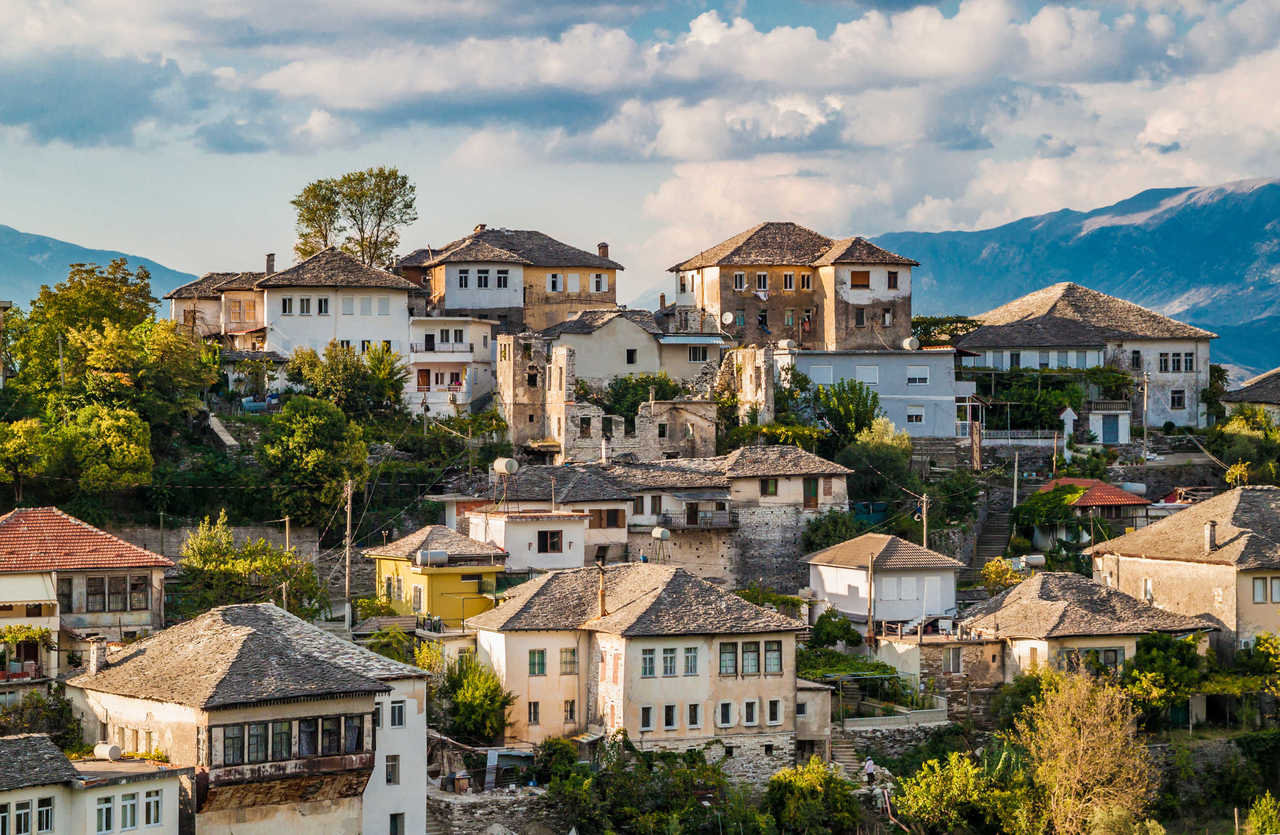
[605,458,731,490]
[1087,486,1280,569]
[217,271,265,291]
[69,604,394,708]
[220,349,288,363]
[1223,367,1280,405]
[1037,478,1150,507]
[670,222,834,271]
[723,445,851,478]
[0,734,78,792]
[449,464,635,503]
[401,228,623,270]
[164,272,241,300]
[962,572,1210,639]
[363,524,506,561]
[804,533,964,571]
[811,237,919,267]
[0,507,173,573]
[466,563,802,636]
[956,282,1217,349]
[255,247,417,290]
[538,308,662,338]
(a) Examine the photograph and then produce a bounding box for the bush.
[0,686,86,752]
[441,654,515,744]
[989,673,1044,730]
[761,757,862,834]
[808,608,862,649]
[980,558,1022,596]
[531,738,578,784]
[1248,791,1280,835]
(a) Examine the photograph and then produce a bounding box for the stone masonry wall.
[840,723,952,761]
[108,523,319,562]
[424,786,562,835]
[647,732,796,789]
[735,504,815,592]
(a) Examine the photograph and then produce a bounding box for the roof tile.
[0,507,172,573]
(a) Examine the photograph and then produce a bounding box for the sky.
[2,0,1280,304]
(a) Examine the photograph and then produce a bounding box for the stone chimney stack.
[1204,520,1218,553]
[600,437,609,465]
[659,293,666,309]
[648,385,656,405]
[597,242,609,259]
[265,253,275,275]
[597,565,608,617]
[87,636,107,675]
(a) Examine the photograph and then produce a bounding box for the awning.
[2,573,56,604]
[570,730,605,744]
[655,335,730,345]
[670,489,730,501]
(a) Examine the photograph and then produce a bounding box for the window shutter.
[567,274,580,292]
[547,275,554,292]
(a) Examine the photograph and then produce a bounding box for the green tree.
[801,507,869,553]
[1201,364,1230,425]
[1247,791,1280,835]
[531,738,579,784]
[291,177,343,261]
[353,595,398,620]
[808,608,862,649]
[62,405,153,493]
[0,686,87,752]
[761,757,862,835]
[234,356,277,398]
[1121,633,1206,725]
[440,654,515,744]
[292,167,418,268]
[365,625,414,663]
[173,510,328,619]
[812,379,881,457]
[578,373,686,421]
[989,673,1045,730]
[836,417,915,502]
[897,748,1044,835]
[287,342,407,419]
[0,418,51,501]
[258,396,368,525]
[911,315,980,347]
[981,558,1023,596]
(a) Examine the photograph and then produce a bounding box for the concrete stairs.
[964,485,1014,583]
[830,735,862,775]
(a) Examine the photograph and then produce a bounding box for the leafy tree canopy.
[258,396,369,525]
[808,608,862,649]
[291,167,418,268]
[0,686,88,753]
[440,653,515,744]
[365,625,414,663]
[981,558,1023,596]
[911,315,980,347]
[1121,633,1206,721]
[576,372,686,421]
[760,757,863,835]
[287,341,408,420]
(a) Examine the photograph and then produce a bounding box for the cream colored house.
[1088,486,1280,656]
[467,563,816,782]
[962,572,1211,681]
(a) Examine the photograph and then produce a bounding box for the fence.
[842,695,949,730]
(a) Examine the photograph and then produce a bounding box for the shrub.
[761,756,862,835]
[808,608,862,649]
[981,558,1022,596]
[1248,791,1280,835]
[989,673,1044,730]
[531,738,578,784]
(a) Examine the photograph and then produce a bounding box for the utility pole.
[1143,371,1150,458]
[344,479,354,629]
[921,494,929,550]
[1012,450,1020,508]
[284,516,291,552]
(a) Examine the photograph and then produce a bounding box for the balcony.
[1085,400,1131,413]
[658,511,738,530]
[0,661,45,681]
[409,341,478,363]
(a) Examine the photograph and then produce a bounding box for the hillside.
[0,224,195,305]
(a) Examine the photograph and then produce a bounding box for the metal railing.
[1085,400,1131,412]
[410,342,474,354]
[659,511,738,530]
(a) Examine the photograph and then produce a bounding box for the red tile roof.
[0,507,172,573]
[1037,478,1150,507]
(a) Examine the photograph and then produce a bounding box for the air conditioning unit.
[416,549,450,567]
[1240,638,1254,651]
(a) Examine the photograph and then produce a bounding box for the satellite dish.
[721,312,735,326]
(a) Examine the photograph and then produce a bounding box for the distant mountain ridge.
[0,224,195,305]
[872,177,1280,375]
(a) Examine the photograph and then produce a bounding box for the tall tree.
[290,178,343,261]
[63,405,153,494]
[258,396,368,524]
[287,341,407,419]
[0,418,50,501]
[291,167,418,268]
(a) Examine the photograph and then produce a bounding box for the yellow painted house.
[364,525,506,627]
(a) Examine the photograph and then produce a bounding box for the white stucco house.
[465,508,590,572]
[406,314,497,415]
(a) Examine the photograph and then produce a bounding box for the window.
[796,701,807,716]
[784,309,795,327]
[385,754,400,785]
[906,365,930,385]
[35,798,52,834]
[719,642,738,675]
[662,647,677,676]
[1184,352,1195,372]
[783,272,794,290]
[1130,350,1142,369]
[57,578,72,612]
[360,296,373,316]
[390,813,405,835]
[823,477,833,496]
[529,649,547,676]
[852,365,879,386]
[321,717,341,755]
[390,700,405,728]
[907,406,925,424]
[759,478,778,496]
[377,297,390,316]
[1159,352,1170,372]
[340,339,351,349]
[458,269,469,289]
[1171,390,1186,410]
[360,339,371,353]
[757,309,768,329]
[1038,350,1050,369]
[740,641,760,675]
[344,716,363,753]
[626,348,637,365]
[800,273,812,290]
[549,274,562,292]
[342,296,354,315]
[744,700,758,726]
[768,699,781,725]
[497,269,509,288]
[317,297,329,315]
[595,273,608,292]
[412,585,422,613]
[664,704,678,729]
[657,423,667,439]
[536,530,563,553]
[96,798,113,834]
[280,296,293,315]
[1076,350,1087,368]
[298,297,311,315]
[640,706,654,730]
[476,269,489,288]
[563,698,577,722]
[689,346,708,362]
[684,647,698,675]
[1255,578,1267,604]
[528,701,541,725]
[561,647,578,675]
[1010,351,1021,369]
[143,792,161,827]
[650,495,662,515]
[271,720,291,761]
[382,339,392,351]
[733,272,745,291]
[298,718,318,756]
[108,576,126,611]
[850,270,870,288]
[854,307,865,327]
[12,802,26,835]
[718,702,733,727]
[944,647,962,674]
[887,270,898,289]
[764,640,782,673]
[734,309,745,326]
[129,575,149,611]
[119,794,136,830]
[641,648,656,677]
[247,722,268,763]
[1271,577,1280,603]
[633,496,644,515]
[883,308,892,326]
[613,653,620,684]
[1171,353,1182,372]
[223,724,244,765]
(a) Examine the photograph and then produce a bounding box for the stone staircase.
[964,485,1013,583]
[830,734,862,775]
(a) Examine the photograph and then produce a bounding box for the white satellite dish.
[721,311,735,325]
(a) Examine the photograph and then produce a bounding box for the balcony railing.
[1,661,45,680]
[416,383,465,393]
[1085,400,1131,413]
[659,511,738,530]
[410,342,474,354]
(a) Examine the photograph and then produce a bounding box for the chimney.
[265,253,275,275]
[600,437,609,465]
[597,242,609,259]
[648,385,655,405]
[659,293,666,309]
[474,224,487,234]
[1204,520,1218,553]
[87,636,107,675]
[597,565,608,618]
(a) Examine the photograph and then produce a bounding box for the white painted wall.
[443,263,524,310]
[832,265,912,305]
[466,512,588,571]
[366,676,427,835]
[548,317,661,384]
[1,774,183,835]
[262,288,410,358]
[809,564,957,623]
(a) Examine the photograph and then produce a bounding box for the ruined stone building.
[67,604,429,835]
[441,444,851,590]
[467,563,827,784]
[667,222,918,351]
[496,328,717,464]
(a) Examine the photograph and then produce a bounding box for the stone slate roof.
[220,349,288,363]
[811,237,918,267]
[538,308,662,338]
[1223,367,1280,406]
[605,458,731,490]
[363,524,506,561]
[804,533,964,571]
[962,572,1210,639]
[165,272,241,300]
[0,507,173,573]
[466,563,802,636]
[956,282,1217,349]
[1087,486,1280,570]
[256,247,417,290]
[450,464,635,503]
[0,734,78,792]
[69,604,393,709]
[401,228,623,270]
[1037,478,1150,507]
[723,445,851,478]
